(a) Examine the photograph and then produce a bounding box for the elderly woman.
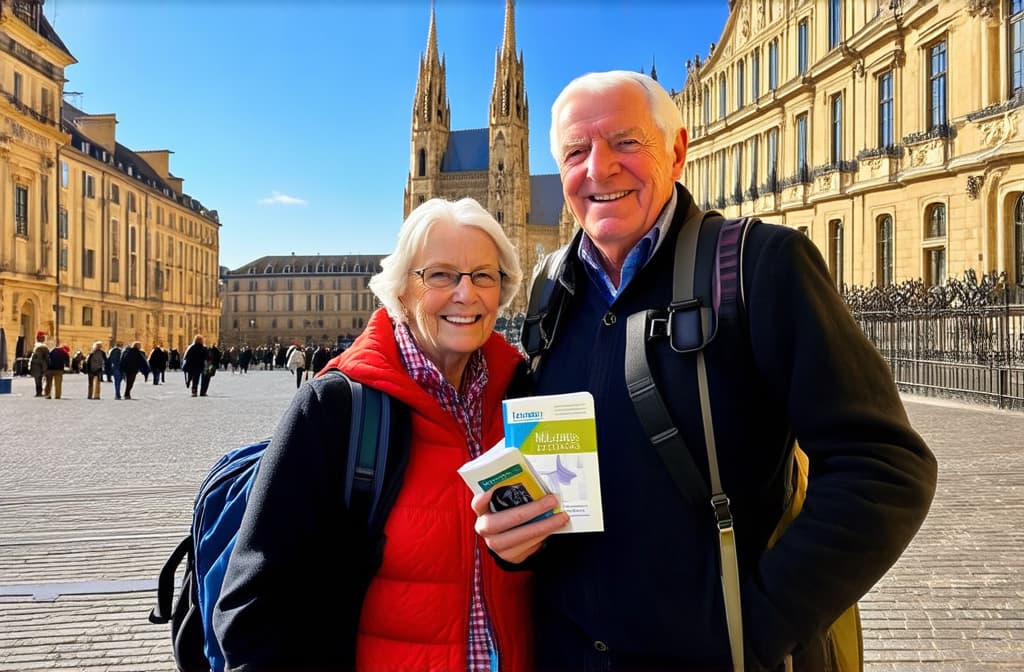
[215,197,538,672]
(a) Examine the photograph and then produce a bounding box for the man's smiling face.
[555,80,686,269]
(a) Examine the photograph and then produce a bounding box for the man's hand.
[472,490,569,564]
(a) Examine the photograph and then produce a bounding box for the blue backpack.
[149,371,404,672]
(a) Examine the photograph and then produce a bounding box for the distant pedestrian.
[310,345,330,376]
[107,343,124,398]
[71,350,85,374]
[44,345,69,399]
[183,334,211,397]
[28,332,48,397]
[286,346,305,389]
[149,345,168,385]
[86,341,107,400]
[119,342,150,400]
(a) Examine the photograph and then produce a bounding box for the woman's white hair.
[369,197,523,322]
[549,70,684,163]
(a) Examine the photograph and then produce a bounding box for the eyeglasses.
[411,266,505,289]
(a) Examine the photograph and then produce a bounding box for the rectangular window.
[60,161,69,188]
[768,39,779,90]
[703,86,711,126]
[82,307,93,326]
[248,295,256,312]
[737,60,746,109]
[1012,0,1023,94]
[878,216,894,287]
[928,40,948,130]
[41,87,52,121]
[828,0,842,49]
[717,150,727,206]
[111,184,120,204]
[13,71,22,101]
[719,75,727,119]
[926,248,946,286]
[796,114,808,181]
[751,50,760,101]
[829,220,844,290]
[798,20,809,75]
[128,191,136,213]
[84,249,96,278]
[58,207,68,239]
[110,256,119,283]
[82,172,95,198]
[732,144,743,201]
[767,128,779,190]
[878,70,894,148]
[831,93,843,163]
[14,184,28,235]
[749,135,759,192]
[58,245,67,271]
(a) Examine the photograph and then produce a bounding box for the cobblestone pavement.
[0,371,1021,671]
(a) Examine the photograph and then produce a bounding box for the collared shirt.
[395,323,496,672]
[578,187,679,304]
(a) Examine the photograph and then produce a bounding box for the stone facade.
[0,0,73,357]
[677,0,1024,290]
[219,254,384,349]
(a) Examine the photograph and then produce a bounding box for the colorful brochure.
[502,391,603,533]
[458,441,557,525]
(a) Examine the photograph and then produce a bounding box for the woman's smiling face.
[399,218,503,387]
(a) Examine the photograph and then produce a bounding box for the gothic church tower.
[403,6,450,216]
[487,0,529,272]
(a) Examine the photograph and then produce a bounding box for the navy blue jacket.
[528,185,936,671]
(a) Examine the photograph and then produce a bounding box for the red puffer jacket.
[332,308,534,672]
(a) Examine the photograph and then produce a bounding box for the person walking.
[28,332,48,397]
[86,341,108,400]
[182,334,210,397]
[473,71,937,671]
[215,197,532,672]
[107,342,124,399]
[285,345,305,389]
[148,345,168,385]
[119,342,150,400]
[44,345,69,399]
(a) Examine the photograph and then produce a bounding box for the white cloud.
[258,191,308,206]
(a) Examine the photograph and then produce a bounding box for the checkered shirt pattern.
[395,323,496,671]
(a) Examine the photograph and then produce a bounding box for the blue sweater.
[529,185,936,671]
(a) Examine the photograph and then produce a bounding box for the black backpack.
[149,370,409,672]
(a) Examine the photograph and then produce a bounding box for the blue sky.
[51,0,729,270]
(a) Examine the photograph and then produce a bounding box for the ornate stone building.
[677,0,1024,289]
[60,102,221,354]
[404,0,573,312]
[219,254,384,349]
[0,0,73,357]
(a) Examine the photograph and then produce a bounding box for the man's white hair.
[369,197,523,322]
[549,70,684,164]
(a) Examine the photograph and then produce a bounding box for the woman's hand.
[471,490,569,564]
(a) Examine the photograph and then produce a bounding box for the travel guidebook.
[457,391,604,534]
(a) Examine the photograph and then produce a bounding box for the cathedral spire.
[426,2,440,65]
[650,56,658,82]
[501,0,516,56]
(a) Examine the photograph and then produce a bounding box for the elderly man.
[473,71,937,671]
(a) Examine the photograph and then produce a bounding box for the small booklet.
[502,391,603,533]
[458,441,558,525]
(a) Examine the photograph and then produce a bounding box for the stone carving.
[965,175,984,200]
[740,1,750,39]
[756,0,765,30]
[966,0,996,19]
[978,112,1020,147]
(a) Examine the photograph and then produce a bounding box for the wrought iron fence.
[844,272,1024,410]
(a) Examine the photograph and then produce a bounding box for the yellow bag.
[769,447,863,672]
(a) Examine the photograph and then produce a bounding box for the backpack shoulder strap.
[522,244,573,371]
[338,371,394,531]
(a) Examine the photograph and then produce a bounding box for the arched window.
[877,215,894,287]
[264,265,274,274]
[926,203,946,238]
[418,148,426,177]
[1014,194,1024,284]
[248,267,256,274]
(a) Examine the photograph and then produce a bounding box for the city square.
[0,371,1022,671]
